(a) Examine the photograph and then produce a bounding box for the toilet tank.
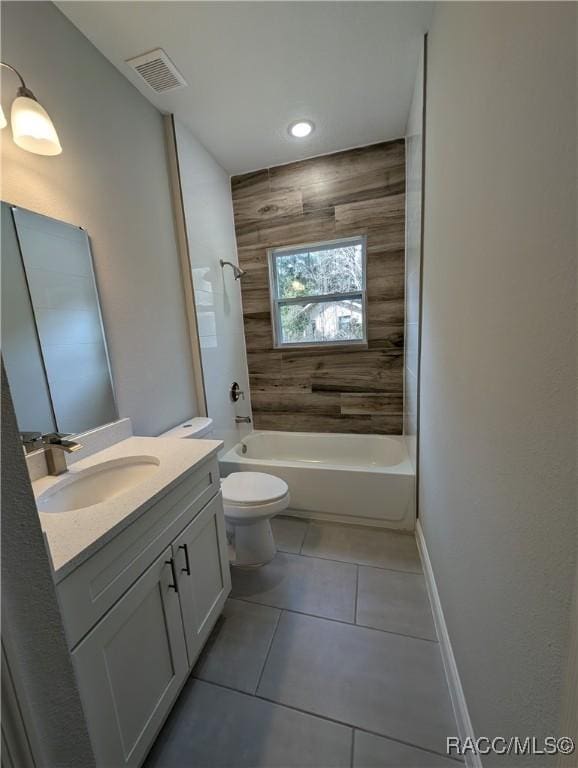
[159,417,213,439]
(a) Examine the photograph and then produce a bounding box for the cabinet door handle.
[179,543,191,576]
[165,558,178,592]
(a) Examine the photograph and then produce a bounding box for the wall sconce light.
[1,62,62,156]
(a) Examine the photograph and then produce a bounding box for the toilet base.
[226,518,276,567]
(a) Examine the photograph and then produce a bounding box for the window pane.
[279,298,364,345]
[275,242,363,299]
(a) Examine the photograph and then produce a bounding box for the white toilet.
[159,418,290,566]
[221,471,289,566]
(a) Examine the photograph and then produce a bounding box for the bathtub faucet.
[235,416,252,424]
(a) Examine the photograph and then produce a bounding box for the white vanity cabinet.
[71,546,189,767]
[172,492,231,662]
[56,456,231,768]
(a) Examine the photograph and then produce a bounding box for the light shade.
[11,96,62,155]
[289,120,314,139]
[0,105,6,130]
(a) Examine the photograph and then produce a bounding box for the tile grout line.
[228,595,439,645]
[354,619,437,644]
[197,678,462,765]
[276,517,423,576]
[257,690,465,766]
[296,548,423,576]
[275,541,423,576]
[253,607,283,695]
[350,726,356,768]
[275,532,437,639]
[298,519,310,555]
[354,564,360,624]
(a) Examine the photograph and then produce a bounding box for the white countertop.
[33,436,222,582]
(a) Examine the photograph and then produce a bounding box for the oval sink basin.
[36,455,161,514]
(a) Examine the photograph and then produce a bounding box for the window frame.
[267,235,368,350]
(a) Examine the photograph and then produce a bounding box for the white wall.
[420,3,576,759]
[404,43,424,481]
[1,1,197,436]
[1,366,95,767]
[173,120,252,452]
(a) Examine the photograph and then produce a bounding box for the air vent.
[125,48,187,93]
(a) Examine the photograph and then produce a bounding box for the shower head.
[220,259,246,280]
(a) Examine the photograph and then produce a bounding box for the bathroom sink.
[36,456,161,514]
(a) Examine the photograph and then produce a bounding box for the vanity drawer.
[57,457,220,649]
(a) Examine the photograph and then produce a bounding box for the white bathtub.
[219,431,415,530]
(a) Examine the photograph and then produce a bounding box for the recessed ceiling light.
[289,120,314,139]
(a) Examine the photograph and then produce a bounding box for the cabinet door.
[72,547,188,768]
[173,491,231,665]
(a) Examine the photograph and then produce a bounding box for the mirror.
[1,202,117,438]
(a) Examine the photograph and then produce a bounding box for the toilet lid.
[159,417,213,439]
[221,472,288,506]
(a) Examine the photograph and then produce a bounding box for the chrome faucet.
[41,433,83,476]
[235,416,252,424]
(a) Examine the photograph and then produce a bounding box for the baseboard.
[416,520,482,768]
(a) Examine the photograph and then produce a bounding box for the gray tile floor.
[145,517,460,768]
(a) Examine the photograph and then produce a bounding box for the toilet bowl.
[221,472,290,566]
[159,419,290,566]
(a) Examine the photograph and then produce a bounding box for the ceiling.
[56,2,434,175]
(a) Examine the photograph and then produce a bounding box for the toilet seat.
[221,472,288,506]
[221,472,290,523]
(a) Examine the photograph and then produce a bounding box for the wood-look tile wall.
[230,140,405,434]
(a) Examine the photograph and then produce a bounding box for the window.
[268,236,367,348]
